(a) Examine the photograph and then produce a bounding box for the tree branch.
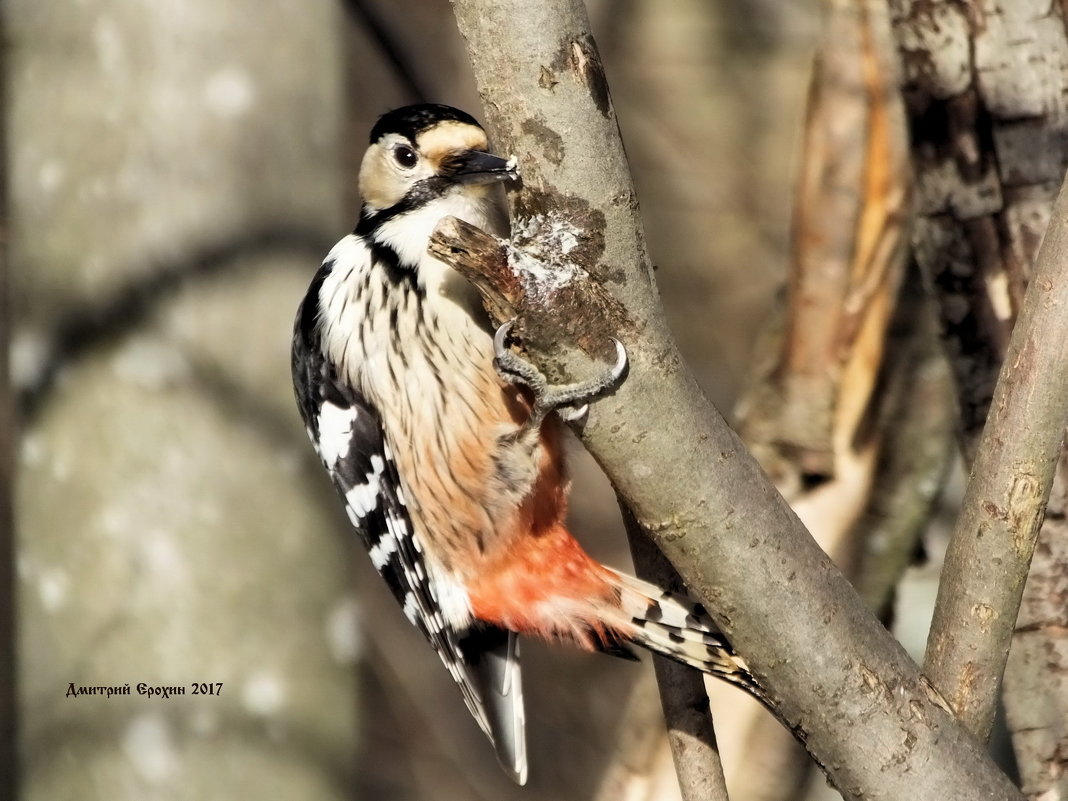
[923,167,1068,739]
[443,3,1021,796]
[853,272,956,613]
[623,506,730,801]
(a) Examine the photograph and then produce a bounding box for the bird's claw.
[493,320,627,427]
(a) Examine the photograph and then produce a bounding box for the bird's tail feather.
[460,626,528,785]
[604,569,767,702]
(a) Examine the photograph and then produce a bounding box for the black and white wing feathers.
[291,256,527,783]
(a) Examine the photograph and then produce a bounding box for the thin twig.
[854,271,955,614]
[623,505,730,801]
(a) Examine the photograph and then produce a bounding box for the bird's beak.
[447,150,520,185]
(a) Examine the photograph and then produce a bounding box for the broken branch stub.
[429,214,626,379]
[428,216,520,325]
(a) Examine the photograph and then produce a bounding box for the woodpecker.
[292,103,763,783]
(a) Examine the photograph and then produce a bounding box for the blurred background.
[3,1,964,799]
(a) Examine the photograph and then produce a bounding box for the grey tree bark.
[443,0,1022,797]
[889,0,1064,459]
[1003,460,1068,801]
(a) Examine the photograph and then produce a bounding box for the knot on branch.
[428,214,625,379]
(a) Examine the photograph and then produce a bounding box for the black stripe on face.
[353,173,452,292]
[357,175,452,234]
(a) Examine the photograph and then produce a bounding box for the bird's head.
[358,104,518,217]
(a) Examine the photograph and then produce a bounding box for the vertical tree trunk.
[728,2,937,797]
[890,0,1066,457]
[6,2,357,799]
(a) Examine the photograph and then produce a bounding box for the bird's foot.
[493,320,627,427]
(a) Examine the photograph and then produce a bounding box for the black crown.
[369,104,482,144]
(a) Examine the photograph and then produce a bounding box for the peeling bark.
[890,0,1068,456]
[753,0,910,483]
[728,3,943,796]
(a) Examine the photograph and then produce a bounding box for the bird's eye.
[393,145,418,169]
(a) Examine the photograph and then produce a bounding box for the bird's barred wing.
[291,280,527,783]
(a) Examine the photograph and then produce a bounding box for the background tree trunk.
[1003,460,1068,801]
[727,2,959,798]
[890,7,1068,788]
[6,2,357,799]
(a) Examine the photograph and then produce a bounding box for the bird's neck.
[356,192,501,316]
[359,192,498,275]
